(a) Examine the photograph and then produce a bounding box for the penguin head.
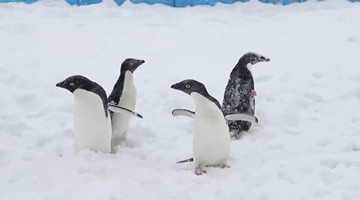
[241,52,270,65]
[171,79,222,109]
[121,58,145,73]
[57,75,109,117]
[56,75,94,93]
[171,79,208,96]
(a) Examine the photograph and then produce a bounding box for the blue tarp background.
[0,0,37,3]
[131,0,249,7]
[0,0,359,6]
[65,0,101,5]
[114,0,125,5]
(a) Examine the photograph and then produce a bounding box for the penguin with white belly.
[56,75,112,153]
[171,79,231,175]
[108,58,145,148]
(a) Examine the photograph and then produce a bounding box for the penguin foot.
[194,166,206,175]
[251,90,257,97]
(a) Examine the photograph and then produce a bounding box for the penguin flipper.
[225,113,259,124]
[108,104,143,119]
[176,157,194,164]
[172,109,195,119]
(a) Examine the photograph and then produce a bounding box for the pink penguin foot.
[251,90,257,97]
[194,166,206,175]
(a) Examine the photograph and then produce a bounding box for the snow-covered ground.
[0,0,360,199]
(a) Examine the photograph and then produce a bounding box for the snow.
[0,0,360,199]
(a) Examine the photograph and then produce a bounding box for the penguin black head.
[56,75,109,117]
[171,79,208,96]
[121,58,145,73]
[56,75,95,93]
[171,79,221,109]
[240,52,270,65]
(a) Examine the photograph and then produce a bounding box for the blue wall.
[0,0,37,3]
[130,0,249,7]
[0,0,359,6]
[114,0,125,5]
[259,0,307,6]
[65,0,101,5]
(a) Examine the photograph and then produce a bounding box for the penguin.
[222,52,270,139]
[171,79,231,175]
[56,75,112,153]
[108,58,145,148]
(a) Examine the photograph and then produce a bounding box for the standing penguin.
[108,58,145,148]
[171,79,231,175]
[222,52,270,139]
[56,75,112,153]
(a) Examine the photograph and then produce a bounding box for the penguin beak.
[252,56,270,65]
[137,60,145,67]
[170,83,178,90]
[133,59,145,71]
[263,57,270,62]
[171,83,185,92]
[171,83,190,95]
[260,56,270,62]
[56,81,64,88]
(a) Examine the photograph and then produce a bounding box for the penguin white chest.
[118,71,137,109]
[191,93,231,166]
[73,89,111,153]
[111,71,137,142]
[247,63,253,73]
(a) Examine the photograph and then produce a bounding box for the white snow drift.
[0,0,360,199]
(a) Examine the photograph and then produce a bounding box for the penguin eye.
[185,84,191,89]
[69,82,74,86]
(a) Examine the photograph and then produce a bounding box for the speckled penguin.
[222,52,270,139]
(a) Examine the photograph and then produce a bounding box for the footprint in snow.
[312,72,323,79]
[347,36,358,43]
[256,75,273,83]
[0,66,7,74]
[285,126,301,136]
[320,171,342,186]
[317,139,329,147]
[347,143,360,152]
[15,93,39,109]
[36,136,55,148]
[0,121,29,137]
[320,159,339,169]
[304,92,324,103]
[262,94,275,102]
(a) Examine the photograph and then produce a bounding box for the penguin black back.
[56,75,109,117]
[108,58,145,106]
